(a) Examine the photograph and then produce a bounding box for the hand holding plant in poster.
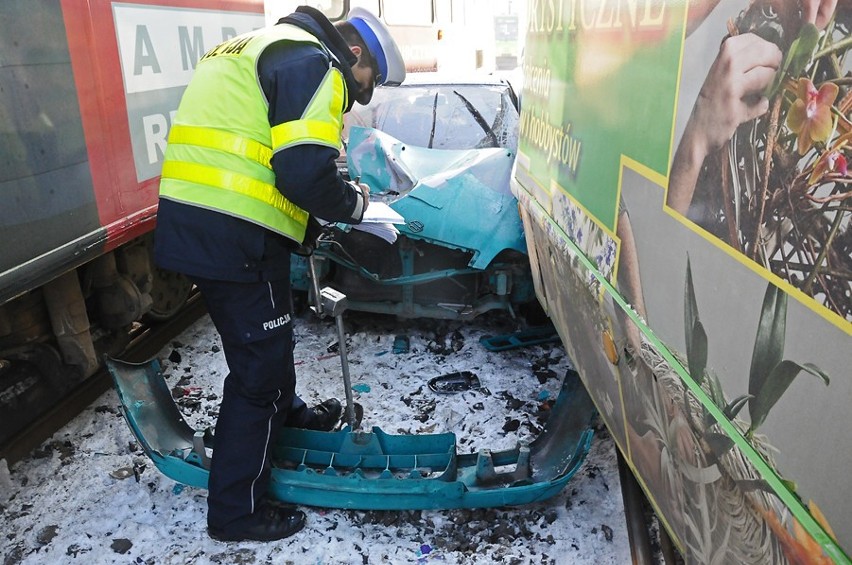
[669,1,852,322]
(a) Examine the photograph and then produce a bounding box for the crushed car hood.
[346,126,527,269]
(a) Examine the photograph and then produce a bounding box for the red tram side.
[0,0,265,450]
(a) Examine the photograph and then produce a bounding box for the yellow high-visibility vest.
[159,24,348,243]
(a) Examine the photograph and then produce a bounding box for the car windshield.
[345,83,519,151]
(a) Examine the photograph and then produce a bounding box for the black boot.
[306,398,343,431]
[208,502,305,542]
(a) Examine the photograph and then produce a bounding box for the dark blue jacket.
[154,8,362,282]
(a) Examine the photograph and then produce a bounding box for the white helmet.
[347,7,406,86]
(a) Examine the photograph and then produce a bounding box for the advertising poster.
[514,1,852,562]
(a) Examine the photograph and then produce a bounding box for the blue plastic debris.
[393,335,410,354]
[352,383,371,393]
[106,357,596,511]
[479,324,560,352]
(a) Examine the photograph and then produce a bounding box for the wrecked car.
[292,74,536,320]
[104,74,599,512]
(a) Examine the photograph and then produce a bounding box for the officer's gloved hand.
[294,216,324,257]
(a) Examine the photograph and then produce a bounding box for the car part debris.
[392,335,410,354]
[106,357,596,510]
[479,324,560,352]
[428,371,481,394]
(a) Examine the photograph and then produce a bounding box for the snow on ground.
[1,308,631,564]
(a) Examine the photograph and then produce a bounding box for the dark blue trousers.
[191,275,312,529]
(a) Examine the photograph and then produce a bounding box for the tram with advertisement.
[512,0,852,562]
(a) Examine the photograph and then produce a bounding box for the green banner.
[519,1,684,230]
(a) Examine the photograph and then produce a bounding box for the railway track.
[0,294,207,467]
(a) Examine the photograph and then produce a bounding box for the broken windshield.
[345,83,519,151]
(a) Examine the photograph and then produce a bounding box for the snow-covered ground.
[1,308,631,564]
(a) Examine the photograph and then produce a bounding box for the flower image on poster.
[667,0,852,324]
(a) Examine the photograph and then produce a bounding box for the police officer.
[153,6,405,542]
